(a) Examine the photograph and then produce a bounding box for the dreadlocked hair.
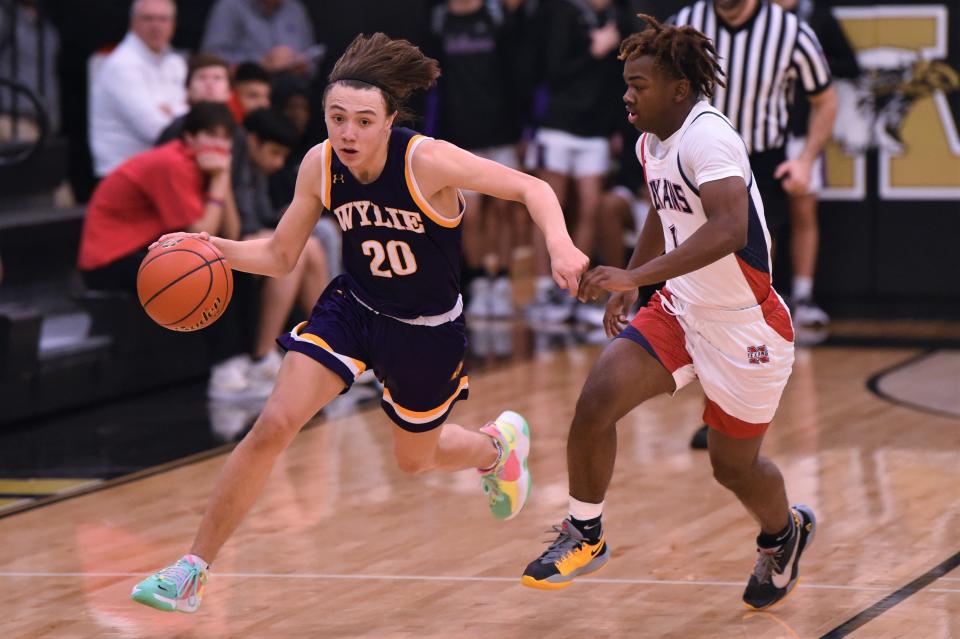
[324,33,440,123]
[619,14,726,99]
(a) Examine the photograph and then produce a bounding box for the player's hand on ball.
[603,289,638,338]
[150,231,211,250]
[550,243,590,297]
[578,266,639,302]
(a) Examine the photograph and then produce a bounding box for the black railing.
[0,0,52,166]
[0,77,47,165]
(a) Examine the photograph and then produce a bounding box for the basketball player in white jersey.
[520,14,815,611]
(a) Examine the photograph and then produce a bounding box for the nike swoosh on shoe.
[771,538,800,589]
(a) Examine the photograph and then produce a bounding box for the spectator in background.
[775,0,860,327]
[233,108,296,235]
[0,0,59,140]
[525,0,636,326]
[156,53,233,144]
[201,0,319,77]
[596,117,651,275]
[267,74,311,208]
[81,102,289,401]
[78,102,239,295]
[232,107,329,380]
[228,61,272,124]
[429,0,528,319]
[88,0,186,177]
[269,74,344,280]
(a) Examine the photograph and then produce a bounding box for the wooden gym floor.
[1,324,958,638]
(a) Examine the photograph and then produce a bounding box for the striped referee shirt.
[672,0,831,154]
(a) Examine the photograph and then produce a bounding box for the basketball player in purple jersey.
[132,33,589,614]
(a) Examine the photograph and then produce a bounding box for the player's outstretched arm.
[152,145,325,278]
[414,139,589,294]
[601,209,665,337]
[580,176,747,301]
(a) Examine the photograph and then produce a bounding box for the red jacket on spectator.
[78,140,206,270]
[227,92,246,124]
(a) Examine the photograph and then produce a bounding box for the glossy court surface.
[1,321,958,638]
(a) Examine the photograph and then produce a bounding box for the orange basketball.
[137,236,233,332]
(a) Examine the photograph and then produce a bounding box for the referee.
[671,0,838,449]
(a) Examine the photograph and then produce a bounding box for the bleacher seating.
[0,141,213,426]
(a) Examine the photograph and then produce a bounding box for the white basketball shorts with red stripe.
[617,287,795,439]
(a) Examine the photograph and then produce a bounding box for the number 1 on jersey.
[668,224,679,248]
[362,240,418,278]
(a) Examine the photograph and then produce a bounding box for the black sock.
[757,515,794,549]
[570,515,603,544]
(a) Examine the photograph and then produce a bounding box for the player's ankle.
[569,514,603,544]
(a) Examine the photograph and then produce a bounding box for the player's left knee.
[711,459,752,491]
[572,395,616,434]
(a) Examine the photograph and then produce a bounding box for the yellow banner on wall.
[826,5,960,200]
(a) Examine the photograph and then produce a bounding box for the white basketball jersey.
[637,101,774,310]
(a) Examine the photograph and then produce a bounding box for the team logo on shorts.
[747,345,770,365]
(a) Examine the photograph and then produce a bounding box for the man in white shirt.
[89,0,187,177]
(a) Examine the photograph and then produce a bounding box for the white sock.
[569,496,604,521]
[792,276,813,301]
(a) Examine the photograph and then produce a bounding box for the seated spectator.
[0,0,59,141]
[267,74,311,208]
[269,75,344,280]
[79,102,288,400]
[78,102,239,288]
[201,0,319,77]
[228,62,272,124]
[233,108,329,373]
[88,0,187,177]
[156,53,233,144]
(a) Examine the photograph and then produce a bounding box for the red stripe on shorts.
[759,288,794,342]
[703,398,770,439]
[628,291,693,374]
[735,257,794,343]
[735,255,771,304]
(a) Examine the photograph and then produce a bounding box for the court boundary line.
[0,443,237,520]
[866,348,960,420]
[1,570,959,595]
[818,550,960,639]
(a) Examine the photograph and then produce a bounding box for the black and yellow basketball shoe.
[743,504,817,610]
[521,518,610,590]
